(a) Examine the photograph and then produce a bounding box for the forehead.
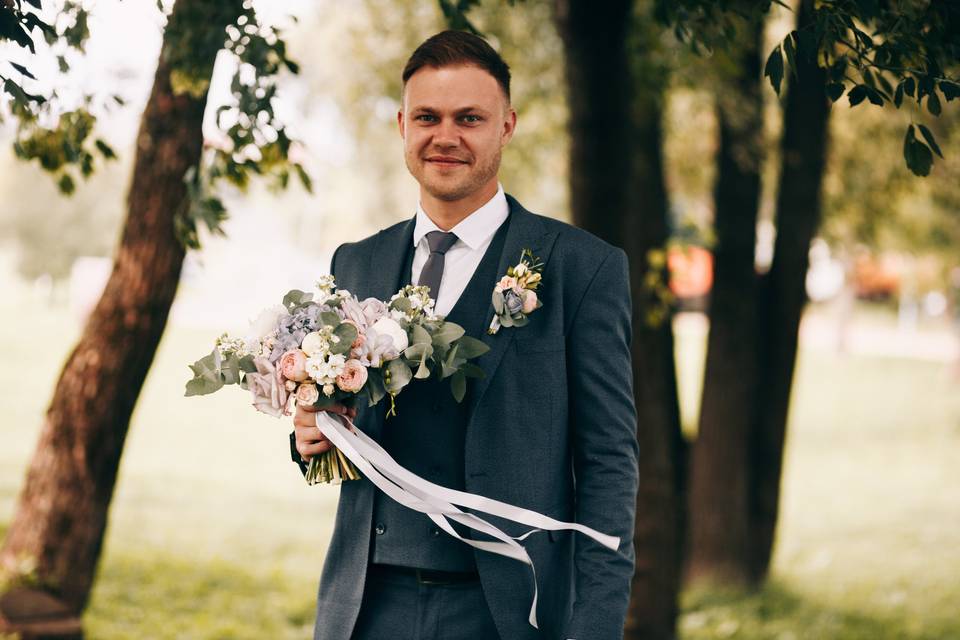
[402,64,508,112]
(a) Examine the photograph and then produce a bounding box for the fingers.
[297,439,332,461]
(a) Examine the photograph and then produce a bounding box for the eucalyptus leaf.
[385,359,412,395]
[331,323,358,355]
[450,371,466,403]
[410,323,432,346]
[431,322,465,347]
[453,336,489,359]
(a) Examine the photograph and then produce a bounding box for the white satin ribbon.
[314,412,620,629]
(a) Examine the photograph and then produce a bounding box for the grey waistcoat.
[369,216,510,572]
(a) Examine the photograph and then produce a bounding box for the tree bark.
[684,16,764,587]
[0,0,237,619]
[748,0,831,581]
[556,1,685,637]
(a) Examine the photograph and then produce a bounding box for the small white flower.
[514,263,528,277]
[322,383,335,396]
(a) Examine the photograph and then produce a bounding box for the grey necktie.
[417,230,459,300]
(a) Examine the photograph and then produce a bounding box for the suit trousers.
[350,565,501,640]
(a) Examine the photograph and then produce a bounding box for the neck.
[420,181,499,231]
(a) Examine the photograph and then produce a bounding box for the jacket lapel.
[466,195,559,419]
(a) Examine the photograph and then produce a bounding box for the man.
[293,30,639,640]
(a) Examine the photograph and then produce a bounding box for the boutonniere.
[488,248,544,334]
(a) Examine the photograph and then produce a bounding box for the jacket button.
[375,523,386,535]
[431,528,441,537]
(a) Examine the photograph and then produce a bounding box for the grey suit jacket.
[313,196,639,640]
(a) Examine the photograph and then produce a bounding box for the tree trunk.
[684,16,764,587]
[747,0,831,581]
[556,1,685,637]
[0,0,237,621]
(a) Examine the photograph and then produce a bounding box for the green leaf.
[460,362,485,379]
[917,124,943,159]
[185,375,224,396]
[410,323,432,346]
[441,343,460,378]
[238,355,257,373]
[783,32,797,79]
[384,359,412,395]
[449,370,466,403]
[941,81,960,101]
[319,311,341,327]
[10,62,36,80]
[826,83,845,102]
[904,77,916,97]
[94,138,116,159]
[926,92,941,116]
[57,55,69,73]
[864,86,884,106]
[331,322,358,355]
[431,322,465,348]
[847,85,867,107]
[903,125,933,177]
[491,289,505,315]
[403,342,434,364]
[57,173,75,194]
[764,45,784,95]
[282,289,313,309]
[453,336,489,360]
[295,163,312,193]
[894,82,904,108]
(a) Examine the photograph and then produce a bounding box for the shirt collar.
[413,184,509,251]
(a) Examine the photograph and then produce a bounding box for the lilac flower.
[504,290,524,315]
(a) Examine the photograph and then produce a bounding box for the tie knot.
[425,230,458,255]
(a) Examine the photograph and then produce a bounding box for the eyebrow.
[410,105,492,115]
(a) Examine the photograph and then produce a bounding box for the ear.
[500,108,517,146]
[397,109,405,139]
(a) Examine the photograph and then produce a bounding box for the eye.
[414,114,438,123]
[461,114,482,124]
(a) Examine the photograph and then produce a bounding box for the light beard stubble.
[409,146,503,202]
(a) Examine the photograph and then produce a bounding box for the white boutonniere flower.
[488,248,544,334]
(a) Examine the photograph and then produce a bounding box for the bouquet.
[185,275,490,484]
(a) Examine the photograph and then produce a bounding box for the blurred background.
[1,0,958,638]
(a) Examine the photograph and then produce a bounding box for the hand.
[293,403,357,461]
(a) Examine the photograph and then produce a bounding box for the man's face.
[398,64,516,203]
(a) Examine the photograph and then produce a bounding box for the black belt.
[370,563,480,586]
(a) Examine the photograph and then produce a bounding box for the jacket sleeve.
[563,247,639,640]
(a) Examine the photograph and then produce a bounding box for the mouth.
[425,156,469,168]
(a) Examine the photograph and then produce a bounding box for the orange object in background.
[668,245,713,299]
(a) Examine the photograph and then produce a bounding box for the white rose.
[372,317,409,352]
[322,383,335,396]
[248,304,288,338]
[301,331,325,355]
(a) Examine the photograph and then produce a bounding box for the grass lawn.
[2,301,959,639]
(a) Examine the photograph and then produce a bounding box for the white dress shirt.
[411,184,509,317]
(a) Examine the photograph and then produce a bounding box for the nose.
[432,117,460,148]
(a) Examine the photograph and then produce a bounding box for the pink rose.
[522,289,538,314]
[336,359,369,393]
[360,298,388,326]
[295,382,320,405]
[349,331,367,358]
[247,356,289,417]
[338,297,369,329]
[278,349,309,382]
[497,276,517,292]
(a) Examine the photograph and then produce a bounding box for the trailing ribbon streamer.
[314,412,620,629]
